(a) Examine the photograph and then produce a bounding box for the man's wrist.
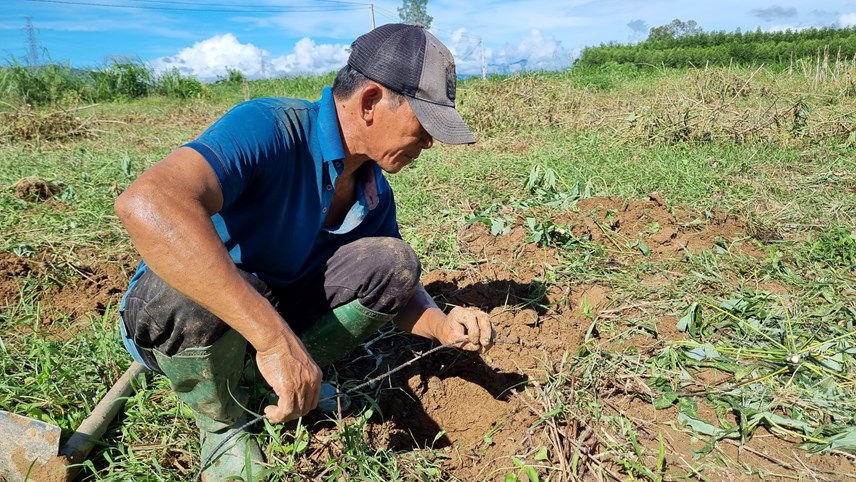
[236,307,298,353]
[422,307,448,342]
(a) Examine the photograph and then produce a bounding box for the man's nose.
[420,133,433,149]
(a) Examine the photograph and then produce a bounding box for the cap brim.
[406,97,476,145]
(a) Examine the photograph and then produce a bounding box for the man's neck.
[333,92,373,177]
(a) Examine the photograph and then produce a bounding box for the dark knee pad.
[320,237,421,315]
[352,237,421,313]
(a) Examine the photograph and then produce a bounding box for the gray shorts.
[119,237,420,373]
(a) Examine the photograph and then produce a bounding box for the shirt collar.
[317,86,345,163]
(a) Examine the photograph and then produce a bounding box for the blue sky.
[2,0,855,81]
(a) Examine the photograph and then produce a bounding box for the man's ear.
[359,83,384,122]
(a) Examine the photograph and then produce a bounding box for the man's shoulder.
[212,96,321,138]
[238,96,317,115]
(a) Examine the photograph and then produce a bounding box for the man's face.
[367,94,433,174]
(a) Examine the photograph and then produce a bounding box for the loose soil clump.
[12,176,62,202]
[0,249,131,333]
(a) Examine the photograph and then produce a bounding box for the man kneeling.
[115,24,494,480]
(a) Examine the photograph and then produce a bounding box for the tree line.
[576,24,856,68]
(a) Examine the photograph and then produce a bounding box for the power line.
[24,0,366,13]
[373,10,398,23]
[126,0,368,7]
[372,5,399,22]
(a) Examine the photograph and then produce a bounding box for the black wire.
[194,415,265,482]
[193,340,463,482]
[127,0,367,6]
[24,0,365,13]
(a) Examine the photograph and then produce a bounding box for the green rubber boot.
[154,300,391,480]
[238,300,393,413]
[153,329,266,482]
[300,299,395,368]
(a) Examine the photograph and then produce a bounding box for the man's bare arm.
[114,147,321,422]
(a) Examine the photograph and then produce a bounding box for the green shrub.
[0,60,92,106]
[155,68,206,99]
[92,61,152,100]
[216,68,247,85]
[804,226,856,269]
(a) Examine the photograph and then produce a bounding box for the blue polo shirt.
[123,86,400,294]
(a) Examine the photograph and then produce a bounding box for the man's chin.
[378,159,412,174]
[383,165,405,174]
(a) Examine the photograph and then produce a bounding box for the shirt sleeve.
[183,100,289,208]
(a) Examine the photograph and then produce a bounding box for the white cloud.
[151,34,350,81]
[445,28,573,76]
[447,28,485,76]
[268,38,349,77]
[767,24,811,33]
[151,33,270,81]
[840,13,856,27]
[151,26,576,82]
[492,29,572,74]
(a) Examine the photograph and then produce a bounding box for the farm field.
[1,62,855,481]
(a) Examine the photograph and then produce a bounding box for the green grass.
[0,303,128,434]
[1,62,855,480]
[0,59,208,108]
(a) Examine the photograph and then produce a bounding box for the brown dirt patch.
[0,253,31,306]
[0,249,132,335]
[0,251,43,306]
[568,193,761,257]
[321,195,848,481]
[43,262,128,324]
[12,176,62,201]
[608,396,856,482]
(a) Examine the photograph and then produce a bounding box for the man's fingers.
[254,339,323,424]
[265,385,317,423]
[450,307,479,349]
[476,311,494,351]
[466,313,480,346]
[263,405,281,423]
[264,394,294,423]
[448,306,495,352]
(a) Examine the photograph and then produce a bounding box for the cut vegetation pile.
[1,60,854,481]
[0,103,97,142]
[460,58,856,147]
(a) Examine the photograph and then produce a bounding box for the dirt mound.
[571,194,755,256]
[0,249,131,331]
[44,263,128,323]
[363,273,593,479]
[335,195,849,480]
[0,251,42,306]
[505,193,758,259]
[12,177,62,201]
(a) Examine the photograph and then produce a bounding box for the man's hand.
[255,337,323,423]
[395,284,496,352]
[436,306,495,353]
